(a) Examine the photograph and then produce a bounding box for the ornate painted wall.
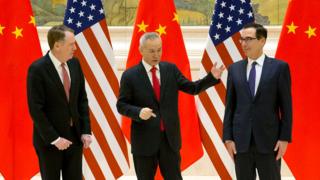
[31,0,288,26]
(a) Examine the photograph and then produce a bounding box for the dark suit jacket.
[117,61,220,156]
[223,56,292,153]
[27,53,91,148]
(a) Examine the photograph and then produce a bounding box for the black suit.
[117,61,219,179]
[223,56,292,179]
[27,53,91,180]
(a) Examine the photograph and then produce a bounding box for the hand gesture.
[139,107,156,120]
[210,62,225,79]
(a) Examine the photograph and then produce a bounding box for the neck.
[51,50,66,63]
[249,51,263,60]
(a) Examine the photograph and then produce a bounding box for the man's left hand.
[274,140,288,160]
[81,134,92,148]
[210,62,225,79]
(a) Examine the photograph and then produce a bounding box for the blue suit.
[223,56,292,153]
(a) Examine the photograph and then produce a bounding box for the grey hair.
[139,32,160,48]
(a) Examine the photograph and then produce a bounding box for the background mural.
[31,0,288,26]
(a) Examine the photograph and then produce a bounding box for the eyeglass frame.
[239,36,258,43]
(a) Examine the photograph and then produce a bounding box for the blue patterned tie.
[248,62,257,97]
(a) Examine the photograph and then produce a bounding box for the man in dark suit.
[27,25,92,180]
[117,32,225,180]
[223,23,292,180]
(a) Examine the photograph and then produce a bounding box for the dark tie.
[150,66,164,131]
[248,62,257,97]
[61,63,70,101]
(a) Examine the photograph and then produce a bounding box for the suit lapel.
[138,62,159,103]
[239,59,252,99]
[67,60,76,103]
[254,56,272,100]
[45,54,69,102]
[159,62,167,102]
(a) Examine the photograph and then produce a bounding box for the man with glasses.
[223,23,292,180]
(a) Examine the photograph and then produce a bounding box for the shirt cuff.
[51,137,61,145]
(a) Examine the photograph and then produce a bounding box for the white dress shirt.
[49,51,71,84]
[142,59,161,86]
[246,54,265,95]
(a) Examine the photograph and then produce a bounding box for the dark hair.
[243,23,267,40]
[47,25,74,49]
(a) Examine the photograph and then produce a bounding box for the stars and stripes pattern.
[196,0,254,179]
[63,0,129,179]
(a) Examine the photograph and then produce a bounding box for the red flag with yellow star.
[122,0,203,176]
[275,0,320,179]
[0,0,41,179]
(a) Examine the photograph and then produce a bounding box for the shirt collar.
[248,54,265,66]
[142,59,160,72]
[49,51,64,69]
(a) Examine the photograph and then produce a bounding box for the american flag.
[63,0,129,179]
[196,0,254,179]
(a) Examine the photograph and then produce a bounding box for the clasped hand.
[54,138,72,150]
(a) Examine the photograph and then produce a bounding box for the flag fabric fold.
[122,0,204,174]
[197,0,254,179]
[0,0,41,179]
[275,0,320,179]
[63,0,129,179]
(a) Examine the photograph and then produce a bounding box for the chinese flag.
[275,0,320,179]
[0,0,41,179]
[122,0,203,176]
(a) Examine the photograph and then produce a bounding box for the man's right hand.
[225,140,237,161]
[54,138,72,150]
[139,107,156,120]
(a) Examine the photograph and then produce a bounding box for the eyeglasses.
[239,37,257,43]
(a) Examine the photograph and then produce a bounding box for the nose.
[155,51,162,57]
[240,41,247,47]
[73,44,77,51]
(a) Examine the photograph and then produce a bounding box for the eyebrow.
[240,36,256,38]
